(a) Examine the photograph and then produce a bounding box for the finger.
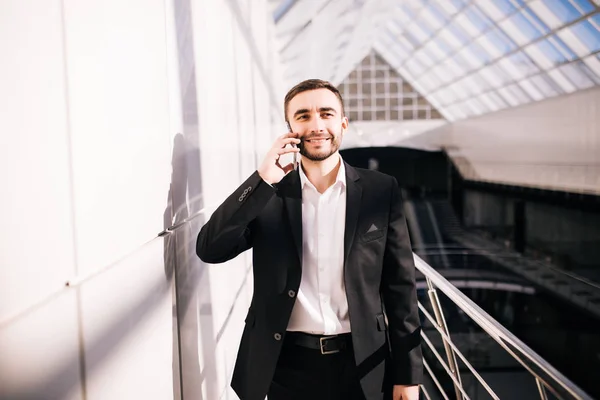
[276,147,300,155]
[278,137,301,147]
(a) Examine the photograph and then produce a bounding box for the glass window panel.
[567,19,600,54]
[421,45,441,64]
[549,35,578,61]
[519,78,545,100]
[498,58,523,79]
[467,98,488,114]
[400,4,416,20]
[392,9,411,26]
[409,22,430,42]
[447,21,470,45]
[433,37,453,57]
[493,0,520,15]
[476,35,502,58]
[569,0,596,14]
[436,1,459,16]
[456,47,482,69]
[498,88,521,107]
[464,5,493,33]
[492,62,515,85]
[583,54,600,78]
[438,29,463,49]
[556,27,593,57]
[478,93,499,111]
[427,68,444,86]
[415,50,434,69]
[542,0,583,24]
[507,83,532,104]
[406,58,425,76]
[548,68,577,92]
[467,41,492,64]
[530,73,561,97]
[478,0,506,22]
[529,0,564,29]
[465,72,492,95]
[559,62,595,88]
[525,40,562,68]
[428,3,450,23]
[421,9,443,30]
[485,28,518,55]
[479,67,504,88]
[449,80,469,100]
[452,53,471,74]
[403,30,422,48]
[437,88,456,104]
[489,91,508,109]
[509,52,540,77]
[444,58,464,77]
[454,13,481,37]
[427,41,448,60]
[399,36,415,51]
[503,12,544,44]
[521,6,551,34]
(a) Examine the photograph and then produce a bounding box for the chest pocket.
[360,224,387,243]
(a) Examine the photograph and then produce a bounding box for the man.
[196,79,422,400]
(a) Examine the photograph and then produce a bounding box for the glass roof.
[270,0,600,121]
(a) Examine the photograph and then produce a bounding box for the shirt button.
[288,290,296,298]
[274,333,282,341]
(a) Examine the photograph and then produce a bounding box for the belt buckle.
[319,335,340,355]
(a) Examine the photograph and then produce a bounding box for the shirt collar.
[299,154,346,190]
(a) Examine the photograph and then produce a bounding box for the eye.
[322,113,333,117]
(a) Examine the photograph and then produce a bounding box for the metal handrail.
[413,254,593,400]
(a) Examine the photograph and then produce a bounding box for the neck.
[301,153,341,194]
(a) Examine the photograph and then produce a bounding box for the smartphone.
[286,122,298,170]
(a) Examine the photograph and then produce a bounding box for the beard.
[298,132,341,162]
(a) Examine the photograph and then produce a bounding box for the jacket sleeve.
[380,176,423,385]
[196,171,277,264]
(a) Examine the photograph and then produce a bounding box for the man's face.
[286,89,348,162]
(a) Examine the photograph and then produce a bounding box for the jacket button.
[274,333,282,341]
[288,290,296,298]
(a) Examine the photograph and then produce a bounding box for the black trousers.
[268,333,367,400]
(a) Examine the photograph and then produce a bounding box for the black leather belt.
[285,332,351,355]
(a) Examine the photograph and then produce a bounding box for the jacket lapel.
[344,162,362,264]
[278,170,303,265]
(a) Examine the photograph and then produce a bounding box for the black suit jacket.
[196,162,423,400]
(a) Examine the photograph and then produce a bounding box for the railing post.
[536,378,549,400]
[426,277,464,400]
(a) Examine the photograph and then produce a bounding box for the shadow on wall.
[164,131,221,400]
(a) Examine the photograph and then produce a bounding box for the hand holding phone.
[286,122,298,170]
[257,131,300,184]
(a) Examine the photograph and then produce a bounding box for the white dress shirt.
[286,156,350,335]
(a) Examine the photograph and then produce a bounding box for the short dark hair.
[284,79,345,122]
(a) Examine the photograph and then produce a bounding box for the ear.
[340,116,349,136]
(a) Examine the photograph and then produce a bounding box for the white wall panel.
[62,0,172,275]
[0,1,78,321]
[80,238,173,400]
[0,291,82,400]
[419,87,600,194]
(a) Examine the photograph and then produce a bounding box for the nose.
[308,114,326,133]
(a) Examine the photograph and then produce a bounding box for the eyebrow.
[293,107,338,118]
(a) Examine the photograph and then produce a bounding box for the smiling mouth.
[305,138,331,143]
